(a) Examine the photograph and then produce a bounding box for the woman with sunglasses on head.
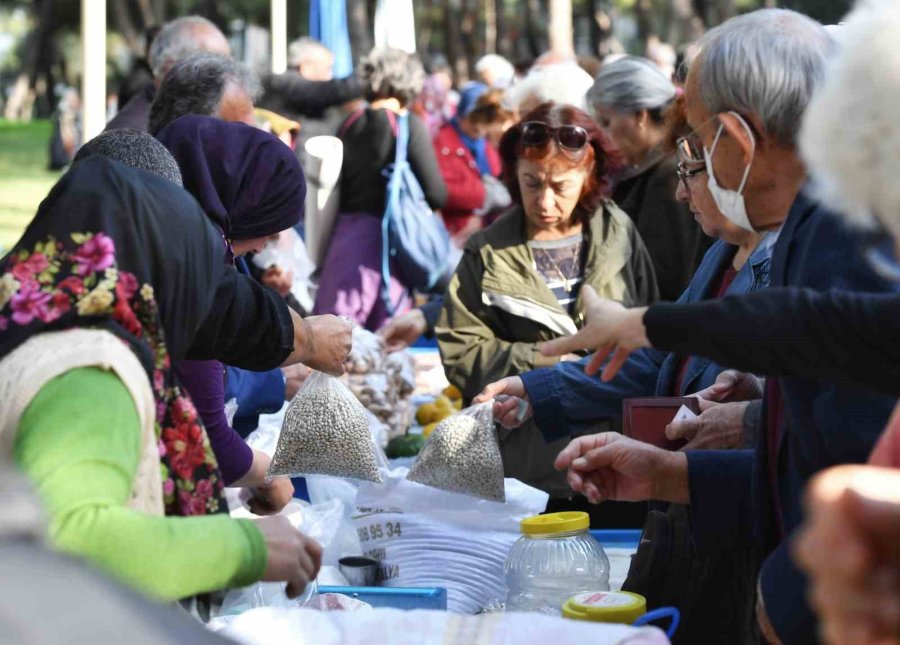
[437,102,658,504]
[590,56,711,301]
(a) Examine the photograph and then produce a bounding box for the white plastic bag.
[269,371,383,483]
[210,606,667,644]
[353,469,548,613]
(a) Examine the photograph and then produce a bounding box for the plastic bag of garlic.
[406,402,505,502]
[342,328,415,446]
[268,371,384,483]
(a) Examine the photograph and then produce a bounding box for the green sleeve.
[14,367,267,601]
[436,247,558,401]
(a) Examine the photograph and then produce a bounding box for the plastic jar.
[504,511,610,614]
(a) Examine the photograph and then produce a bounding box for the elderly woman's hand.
[297,314,354,376]
[666,399,750,451]
[540,286,650,382]
[693,370,764,403]
[256,516,323,599]
[794,465,900,645]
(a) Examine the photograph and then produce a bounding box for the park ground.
[0,119,60,252]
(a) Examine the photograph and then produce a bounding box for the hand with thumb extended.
[540,287,650,383]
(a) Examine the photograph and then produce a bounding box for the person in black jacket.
[537,10,899,644]
[258,37,362,122]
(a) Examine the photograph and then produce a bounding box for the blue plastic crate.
[317,586,447,610]
[590,529,641,549]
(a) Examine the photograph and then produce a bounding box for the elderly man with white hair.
[526,8,900,643]
[105,16,230,132]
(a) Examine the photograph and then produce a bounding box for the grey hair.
[588,55,676,114]
[288,37,331,68]
[696,8,833,146]
[73,129,183,186]
[359,48,424,107]
[148,15,225,78]
[148,53,260,136]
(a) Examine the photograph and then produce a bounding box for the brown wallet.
[621,397,701,450]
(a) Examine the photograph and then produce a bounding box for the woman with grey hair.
[590,56,709,300]
[314,48,447,330]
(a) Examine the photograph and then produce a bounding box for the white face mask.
[703,112,757,232]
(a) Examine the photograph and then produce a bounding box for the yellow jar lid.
[562,591,647,624]
[520,511,589,536]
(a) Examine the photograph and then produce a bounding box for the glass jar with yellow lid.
[504,511,610,614]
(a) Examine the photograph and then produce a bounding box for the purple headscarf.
[157,114,306,241]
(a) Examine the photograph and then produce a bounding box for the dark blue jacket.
[224,257,289,436]
[683,190,898,644]
[522,235,776,442]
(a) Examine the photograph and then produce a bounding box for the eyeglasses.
[520,122,589,151]
[675,135,705,165]
[676,161,706,198]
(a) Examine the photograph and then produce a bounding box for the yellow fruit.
[442,384,463,400]
[434,395,454,412]
[422,422,439,438]
[451,398,463,410]
[415,402,440,425]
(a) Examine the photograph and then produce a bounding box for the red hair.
[499,102,624,224]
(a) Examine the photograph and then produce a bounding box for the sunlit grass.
[0,119,61,252]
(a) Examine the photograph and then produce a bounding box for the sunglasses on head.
[520,122,589,151]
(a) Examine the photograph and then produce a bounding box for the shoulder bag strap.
[381,111,410,314]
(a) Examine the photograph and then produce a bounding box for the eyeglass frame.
[519,121,591,152]
[675,159,706,199]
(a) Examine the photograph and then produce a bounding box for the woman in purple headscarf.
[157,115,306,513]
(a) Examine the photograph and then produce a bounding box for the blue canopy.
[309,0,354,78]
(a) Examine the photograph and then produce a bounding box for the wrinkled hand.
[377,308,427,353]
[299,315,353,376]
[666,399,750,450]
[283,363,311,400]
[262,266,293,298]
[693,370,763,403]
[554,432,689,505]
[246,477,295,515]
[795,465,900,644]
[540,286,649,382]
[255,516,323,598]
[474,377,533,429]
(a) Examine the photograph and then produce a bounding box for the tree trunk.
[112,0,143,55]
[417,0,435,55]
[548,0,573,55]
[445,0,467,84]
[484,0,497,54]
[461,0,481,78]
[4,0,54,121]
[524,0,543,59]
[495,0,512,59]
[635,0,656,51]
[347,0,373,66]
[668,0,705,46]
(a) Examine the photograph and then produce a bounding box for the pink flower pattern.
[72,233,115,276]
[0,231,225,518]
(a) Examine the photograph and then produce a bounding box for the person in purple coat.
[158,115,307,513]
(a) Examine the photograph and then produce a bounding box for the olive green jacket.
[436,201,659,496]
